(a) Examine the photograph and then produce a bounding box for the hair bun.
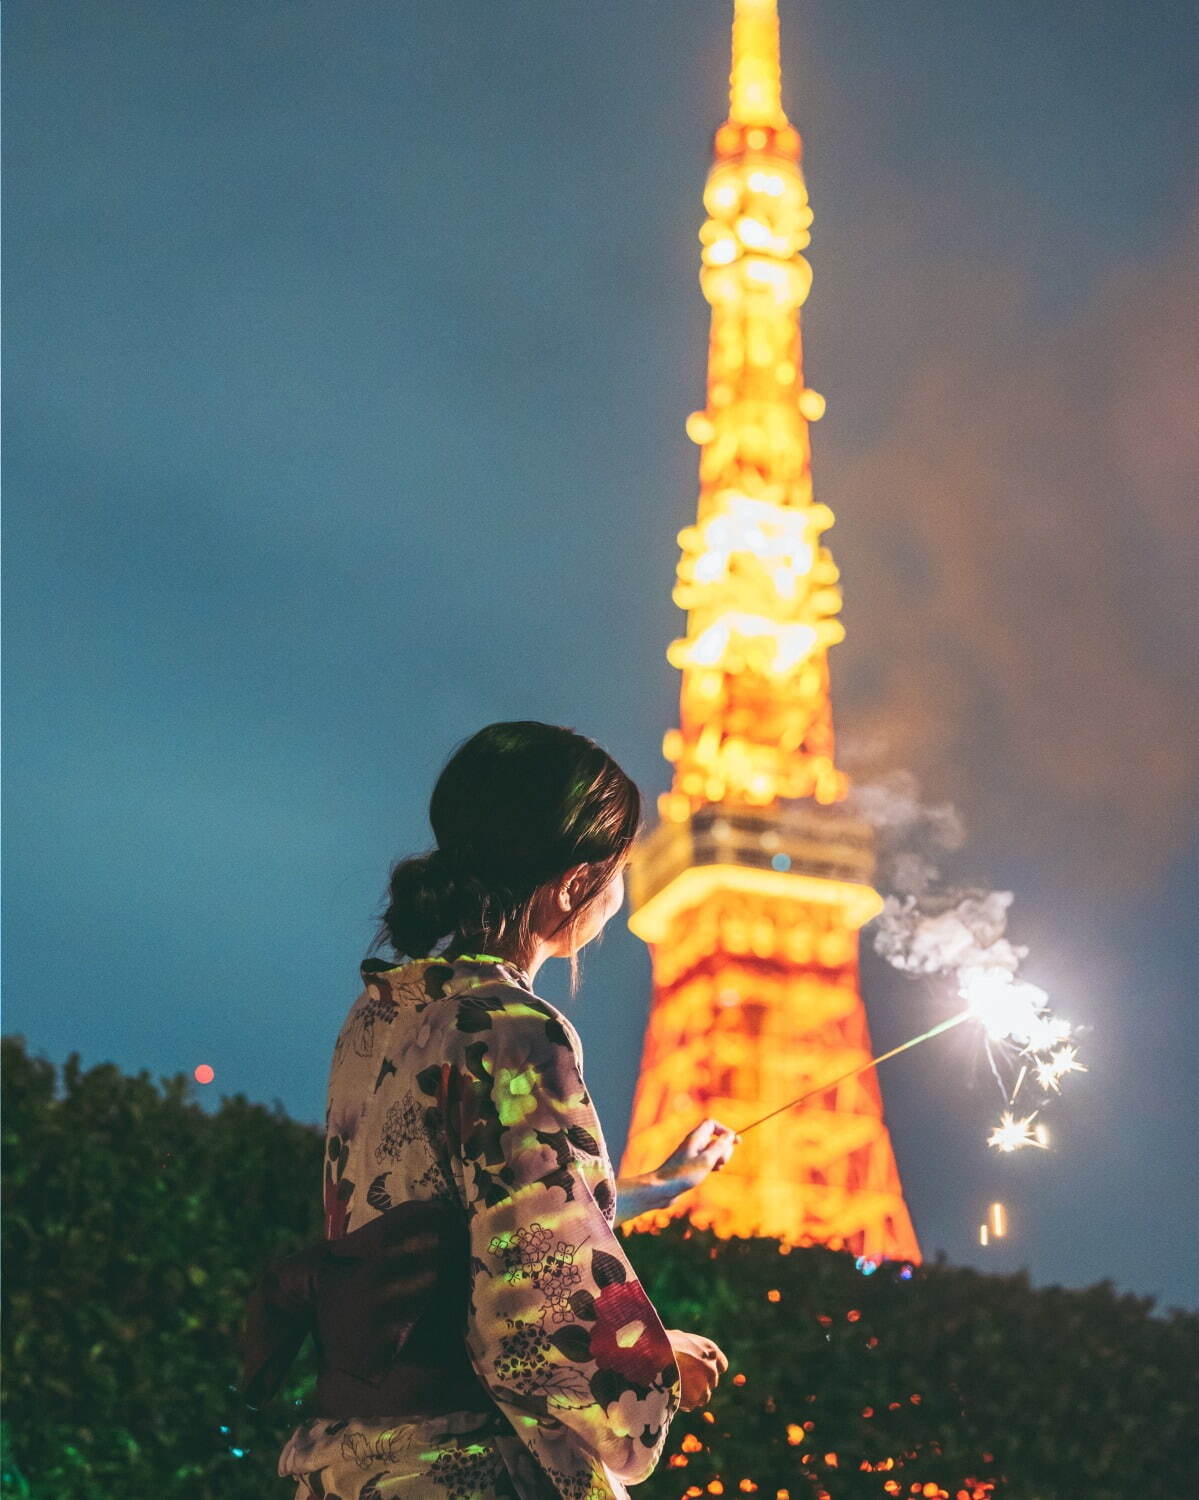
[426,846,461,879]
[380,849,463,959]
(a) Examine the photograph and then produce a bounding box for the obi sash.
[240,1195,497,1421]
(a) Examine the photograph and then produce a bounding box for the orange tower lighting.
[619,0,920,1262]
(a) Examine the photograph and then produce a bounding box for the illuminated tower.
[619,0,919,1262]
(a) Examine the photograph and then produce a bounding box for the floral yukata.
[277,954,682,1500]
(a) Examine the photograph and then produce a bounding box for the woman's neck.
[443,931,553,984]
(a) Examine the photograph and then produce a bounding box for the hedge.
[3,1035,1194,1498]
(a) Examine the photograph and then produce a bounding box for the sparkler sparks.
[987,1111,1049,1154]
[957,966,1084,1149]
[1034,1045,1087,1093]
[960,969,1053,1047]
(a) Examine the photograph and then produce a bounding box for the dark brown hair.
[373,721,641,995]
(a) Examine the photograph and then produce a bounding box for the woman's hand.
[666,1328,729,1411]
[611,1118,742,1228]
[653,1118,741,1196]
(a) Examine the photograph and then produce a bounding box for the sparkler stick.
[736,1008,972,1136]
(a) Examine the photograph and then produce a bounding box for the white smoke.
[847,771,1085,1141]
[848,769,965,855]
[873,890,1026,979]
[847,771,1026,983]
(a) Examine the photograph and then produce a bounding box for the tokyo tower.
[619,0,919,1262]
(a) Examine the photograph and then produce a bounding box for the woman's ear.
[558,863,591,912]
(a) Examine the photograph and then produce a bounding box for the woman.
[275,721,738,1500]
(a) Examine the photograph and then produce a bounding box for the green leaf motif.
[589,1366,625,1408]
[463,1042,492,1084]
[414,1063,443,1099]
[549,1324,593,1363]
[565,1124,600,1157]
[569,1289,597,1321]
[455,1000,495,1033]
[591,1248,627,1288]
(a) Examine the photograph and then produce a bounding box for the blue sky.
[5,0,1198,1308]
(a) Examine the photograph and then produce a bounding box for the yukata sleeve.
[444,997,682,1486]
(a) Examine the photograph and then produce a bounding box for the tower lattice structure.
[619,0,919,1262]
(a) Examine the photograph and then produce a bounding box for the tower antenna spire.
[730,0,788,126]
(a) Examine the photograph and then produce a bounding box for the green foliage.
[2,1035,323,1499]
[4,1035,1195,1498]
[624,1228,1199,1500]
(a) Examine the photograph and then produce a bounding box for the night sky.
[6,2,1198,1309]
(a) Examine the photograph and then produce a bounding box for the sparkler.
[736,961,1083,1149]
[737,1009,972,1135]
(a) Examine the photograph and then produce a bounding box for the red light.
[194,1064,215,1085]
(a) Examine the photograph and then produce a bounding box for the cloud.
[824,204,1199,892]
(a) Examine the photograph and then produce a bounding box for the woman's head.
[375,721,642,993]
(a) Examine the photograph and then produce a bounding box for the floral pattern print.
[278,955,682,1500]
